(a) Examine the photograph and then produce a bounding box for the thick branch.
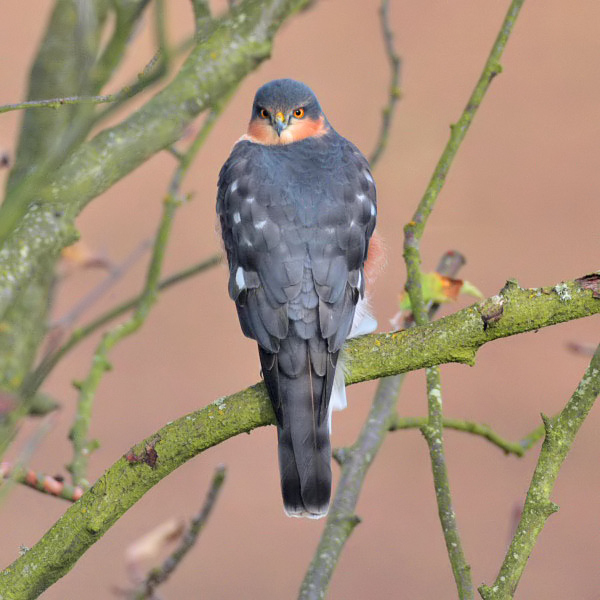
[0,275,597,597]
[0,0,312,317]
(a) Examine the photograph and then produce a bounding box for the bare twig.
[0,416,56,505]
[388,416,529,457]
[1,463,83,503]
[369,0,402,169]
[479,343,600,599]
[299,252,465,599]
[51,240,152,332]
[24,254,223,400]
[131,466,226,599]
[66,104,227,487]
[400,1,527,596]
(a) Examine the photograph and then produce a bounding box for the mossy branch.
[0,0,312,316]
[0,274,596,598]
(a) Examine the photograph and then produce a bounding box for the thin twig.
[132,466,226,600]
[24,254,222,400]
[0,416,56,505]
[400,1,527,596]
[51,240,152,331]
[369,0,402,169]
[403,0,527,321]
[388,416,528,457]
[479,343,600,599]
[66,106,226,487]
[299,252,465,599]
[1,463,83,503]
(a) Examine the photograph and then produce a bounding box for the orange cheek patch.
[247,119,280,145]
[285,115,329,142]
[246,115,329,145]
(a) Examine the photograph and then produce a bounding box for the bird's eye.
[259,108,270,119]
[293,108,305,119]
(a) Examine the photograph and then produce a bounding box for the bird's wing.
[217,137,377,424]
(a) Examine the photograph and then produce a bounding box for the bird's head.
[247,79,329,145]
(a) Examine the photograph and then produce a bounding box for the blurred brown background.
[1,1,599,598]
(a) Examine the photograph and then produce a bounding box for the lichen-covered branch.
[479,343,600,600]
[0,274,597,598]
[67,104,225,487]
[389,416,532,457]
[344,275,599,386]
[0,0,312,316]
[299,250,466,600]
[421,368,473,598]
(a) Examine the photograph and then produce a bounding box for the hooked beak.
[273,111,287,136]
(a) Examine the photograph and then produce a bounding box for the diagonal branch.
[0,0,314,315]
[131,465,226,599]
[479,343,600,599]
[299,250,466,599]
[0,274,597,598]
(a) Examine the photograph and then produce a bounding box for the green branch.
[0,93,128,115]
[0,0,312,316]
[299,250,466,599]
[23,254,223,398]
[400,2,527,593]
[389,416,532,457]
[67,103,226,487]
[0,274,597,598]
[479,343,600,599]
[344,275,599,386]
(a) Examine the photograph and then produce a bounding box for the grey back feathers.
[217,84,376,518]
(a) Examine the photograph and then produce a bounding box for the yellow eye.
[259,108,269,119]
[293,107,305,119]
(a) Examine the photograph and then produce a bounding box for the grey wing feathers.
[217,136,376,415]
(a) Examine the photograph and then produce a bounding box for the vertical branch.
[67,192,179,487]
[67,103,228,487]
[479,344,600,599]
[401,1,527,596]
[299,252,465,600]
[403,0,526,321]
[369,0,402,169]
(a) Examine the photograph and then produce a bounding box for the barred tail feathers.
[259,343,333,519]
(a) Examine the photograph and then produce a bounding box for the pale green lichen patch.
[553,282,572,302]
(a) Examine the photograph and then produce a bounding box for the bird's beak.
[273,111,287,136]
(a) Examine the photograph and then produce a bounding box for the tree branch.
[389,416,532,457]
[299,250,466,599]
[67,103,226,487]
[0,273,597,597]
[24,254,223,398]
[479,343,600,599]
[0,0,313,313]
[368,0,402,169]
[131,465,226,599]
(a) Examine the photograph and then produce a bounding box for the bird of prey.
[217,79,380,518]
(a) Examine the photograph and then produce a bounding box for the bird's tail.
[259,345,334,519]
